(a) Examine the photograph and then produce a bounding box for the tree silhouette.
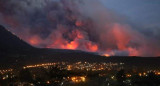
[116,69,126,86]
[131,72,160,86]
[0,73,3,85]
[35,68,49,83]
[146,72,159,86]
[131,74,142,86]
[19,69,33,83]
[49,67,68,79]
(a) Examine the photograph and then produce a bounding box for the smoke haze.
[0,0,160,56]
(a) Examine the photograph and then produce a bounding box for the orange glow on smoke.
[3,0,160,57]
[103,54,110,57]
[29,36,40,46]
[66,41,79,49]
[89,44,98,52]
[72,29,85,39]
[75,20,83,27]
[112,24,131,50]
[27,24,142,56]
[128,47,139,56]
[48,39,79,50]
[86,42,98,52]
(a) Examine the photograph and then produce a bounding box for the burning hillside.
[0,0,160,56]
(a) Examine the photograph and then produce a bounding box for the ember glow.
[0,0,160,56]
[103,54,110,57]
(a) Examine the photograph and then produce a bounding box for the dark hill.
[0,25,33,54]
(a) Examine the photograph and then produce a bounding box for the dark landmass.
[0,25,160,69]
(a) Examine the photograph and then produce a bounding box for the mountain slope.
[0,25,33,54]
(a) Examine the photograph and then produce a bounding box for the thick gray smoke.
[0,0,160,56]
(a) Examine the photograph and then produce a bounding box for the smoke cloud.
[0,0,159,56]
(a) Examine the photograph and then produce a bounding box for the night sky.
[102,0,160,36]
[0,0,160,56]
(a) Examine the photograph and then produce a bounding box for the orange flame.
[86,42,98,52]
[103,54,110,57]
[66,41,79,49]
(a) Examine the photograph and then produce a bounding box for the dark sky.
[101,0,160,26]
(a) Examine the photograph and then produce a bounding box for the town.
[1,61,160,86]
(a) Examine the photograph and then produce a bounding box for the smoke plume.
[0,0,159,56]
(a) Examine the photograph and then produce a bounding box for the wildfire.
[103,54,110,57]
[128,47,139,56]
[72,29,85,39]
[86,42,98,52]
[27,24,142,56]
[3,0,159,56]
[112,24,131,50]
[66,41,79,50]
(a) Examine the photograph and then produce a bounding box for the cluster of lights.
[156,72,160,75]
[66,62,119,71]
[23,63,57,69]
[138,71,160,77]
[126,74,132,77]
[70,76,86,83]
[0,69,13,74]
[23,62,120,71]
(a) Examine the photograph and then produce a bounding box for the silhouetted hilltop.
[0,25,33,55]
